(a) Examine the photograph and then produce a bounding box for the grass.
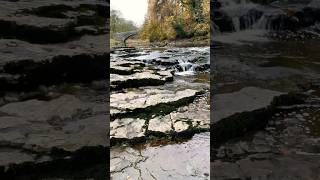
[110,39,121,48]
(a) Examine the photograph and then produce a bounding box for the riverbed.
[110,46,210,179]
[212,5,320,179]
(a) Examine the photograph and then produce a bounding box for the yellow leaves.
[141,0,210,41]
[194,23,209,36]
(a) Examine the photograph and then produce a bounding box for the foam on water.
[132,47,210,76]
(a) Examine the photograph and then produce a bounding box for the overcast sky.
[111,0,148,27]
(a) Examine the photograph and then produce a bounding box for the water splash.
[131,47,209,76]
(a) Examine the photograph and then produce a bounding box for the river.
[212,0,320,179]
[110,45,210,179]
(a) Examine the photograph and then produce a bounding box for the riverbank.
[111,36,210,49]
[110,45,210,179]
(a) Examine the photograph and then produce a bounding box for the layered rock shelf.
[110,70,173,90]
[110,46,210,178]
[212,1,320,179]
[110,88,202,119]
[0,0,108,43]
[212,88,320,179]
[0,0,108,178]
[111,93,209,144]
[110,47,210,145]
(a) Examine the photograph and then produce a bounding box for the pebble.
[303,113,309,117]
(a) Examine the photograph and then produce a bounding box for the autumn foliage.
[140,0,210,41]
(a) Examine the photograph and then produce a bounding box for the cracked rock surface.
[110,46,210,179]
[110,88,202,119]
[0,0,108,179]
[212,87,283,123]
[212,89,320,180]
[111,132,210,180]
[212,21,320,180]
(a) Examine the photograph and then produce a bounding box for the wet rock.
[148,116,173,134]
[0,35,108,92]
[212,89,320,180]
[110,147,147,174]
[213,10,234,32]
[110,46,210,178]
[240,8,264,30]
[212,87,283,122]
[110,60,145,75]
[110,118,146,141]
[194,63,210,72]
[149,58,179,66]
[110,69,173,90]
[0,94,107,153]
[112,47,138,54]
[0,0,109,178]
[0,0,108,43]
[110,89,202,119]
[173,120,191,133]
[211,88,309,147]
[111,133,210,179]
[111,92,209,143]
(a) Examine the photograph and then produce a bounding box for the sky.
[111,0,148,27]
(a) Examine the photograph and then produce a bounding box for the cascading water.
[216,0,320,33]
[174,47,210,76]
[213,0,320,43]
[219,0,260,31]
[175,59,197,76]
[130,47,210,76]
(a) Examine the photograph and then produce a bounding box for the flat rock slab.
[0,94,107,155]
[111,93,209,142]
[149,95,210,133]
[0,0,108,43]
[0,80,109,176]
[212,87,283,123]
[110,59,145,75]
[212,92,320,180]
[110,69,173,90]
[110,89,201,119]
[0,35,108,90]
[0,35,107,65]
[110,118,146,140]
[111,132,210,180]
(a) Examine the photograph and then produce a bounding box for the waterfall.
[175,59,197,76]
[219,0,259,31]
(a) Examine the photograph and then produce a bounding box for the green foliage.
[110,9,137,38]
[140,0,210,42]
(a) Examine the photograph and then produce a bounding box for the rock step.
[110,89,203,120]
[110,60,145,75]
[212,89,320,180]
[212,87,284,123]
[110,94,209,145]
[0,35,108,92]
[110,70,173,91]
[212,87,307,147]
[0,146,107,179]
[0,95,107,153]
[0,0,108,43]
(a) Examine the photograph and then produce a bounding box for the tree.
[140,0,210,41]
[110,9,137,38]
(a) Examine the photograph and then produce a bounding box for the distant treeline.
[140,0,210,42]
[110,9,137,38]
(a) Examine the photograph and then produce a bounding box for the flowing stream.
[212,0,320,179]
[110,46,210,179]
